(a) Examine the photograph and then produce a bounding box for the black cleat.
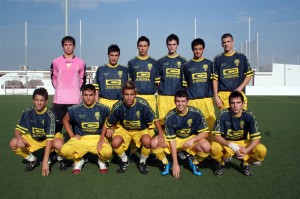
[24,158,38,172]
[58,160,68,171]
[117,161,129,173]
[241,163,253,177]
[214,164,225,177]
[138,162,149,175]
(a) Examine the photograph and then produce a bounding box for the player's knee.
[9,138,18,150]
[201,141,211,153]
[255,144,267,160]
[150,136,159,149]
[141,135,151,148]
[53,138,64,151]
[111,136,123,149]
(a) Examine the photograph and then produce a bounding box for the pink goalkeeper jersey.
[51,55,86,104]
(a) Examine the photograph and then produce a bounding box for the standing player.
[156,33,187,124]
[182,38,216,130]
[51,36,86,170]
[9,88,55,176]
[212,33,254,110]
[61,84,112,174]
[94,44,129,109]
[211,91,267,177]
[151,90,211,178]
[98,81,164,175]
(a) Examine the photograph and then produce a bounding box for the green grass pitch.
[0,95,300,198]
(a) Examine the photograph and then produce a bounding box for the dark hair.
[221,33,233,40]
[166,33,179,45]
[137,36,150,46]
[191,38,205,50]
[61,36,76,47]
[174,89,188,100]
[33,87,48,100]
[108,44,120,55]
[81,84,96,93]
[121,81,137,94]
[229,91,244,103]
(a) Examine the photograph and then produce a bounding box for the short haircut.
[174,89,188,100]
[166,33,179,45]
[229,91,244,103]
[221,33,233,40]
[121,81,137,94]
[137,36,150,46]
[191,38,205,50]
[81,84,96,94]
[61,36,76,47]
[33,87,48,100]
[108,44,120,55]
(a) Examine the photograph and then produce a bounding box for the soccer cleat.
[251,161,262,166]
[241,163,253,177]
[117,161,129,173]
[72,159,84,175]
[189,158,202,176]
[98,159,108,174]
[161,162,171,176]
[214,164,225,177]
[58,159,68,171]
[178,151,187,160]
[138,162,149,175]
[24,158,38,172]
[223,157,232,163]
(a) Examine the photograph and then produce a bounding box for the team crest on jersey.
[240,120,245,129]
[136,111,141,119]
[147,63,153,70]
[95,112,100,120]
[177,61,182,68]
[234,59,240,66]
[203,64,208,71]
[187,119,193,127]
[118,71,123,78]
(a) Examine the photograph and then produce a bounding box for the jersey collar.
[107,63,119,68]
[35,107,47,114]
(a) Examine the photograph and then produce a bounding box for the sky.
[0,0,300,70]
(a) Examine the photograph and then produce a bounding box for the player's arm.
[235,76,252,92]
[97,124,108,151]
[238,138,260,159]
[62,113,79,139]
[79,64,87,88]
[170,140,180,178]
[14,129,30,148]
[95,90,100,102]
[42,140,53,176]
[154,120,165,143]
[183,130,209,148]
[50,62,57,88]
[213,80,223,108]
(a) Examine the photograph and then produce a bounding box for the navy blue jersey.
[213,108,261,141]
[165,106,209,140]
[182,58,213,99]
[106,97,156,131]
[212,52,254,92]
[94,64,128,100]
[156,54,187,95]
[128,55,158,95]
[68,102,110,136]
[16,107,56,141]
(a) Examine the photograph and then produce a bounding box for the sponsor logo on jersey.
[105,79,122,89]
[177,128,191,137]
[95,112,100,120]
[226,129,244,140]
[166,68,180,78]
[192,72,208,83]
[147,63,153,70]
[136,72,150,81]
[82,122,99,133]
[123,120,141,129]
[234,59,240,66]
[32,127,46,136]
[222,68,239,79]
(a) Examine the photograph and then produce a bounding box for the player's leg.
[53,133,67,171]
[93,136,113,174]
[210,141,227,176]
[138,133,151,175]
[151,135,170,175]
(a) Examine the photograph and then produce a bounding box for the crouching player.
[151,90,211,178]
[98,81,164,175]
[211,91,267,177]
[9,88,56,176]
[60,84,112,174]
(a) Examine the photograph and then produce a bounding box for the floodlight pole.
[65,0,68,36]
[25,21,28,94]
[194,17,197,39]
[248,17,251,63]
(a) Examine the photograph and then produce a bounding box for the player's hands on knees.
[97,139,104,151]
[17,137,30,148]
[157,134,165,147]
[106,127,114,138]
[73,135,81,140]
[42,160,50,176]
[214,96,223,108]
[172,164,180,178]
[183,139,194,149]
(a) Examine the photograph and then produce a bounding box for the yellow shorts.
[162,135,200,156]
[137,94,157,115]
[113,126,152,150]
[22,134,52,153]
[99,98,118,110]
[188,97,216,131]
[218,91,248,110]
[157,95,176,124]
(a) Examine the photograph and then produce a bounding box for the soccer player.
[94,44,129,109]
[98,81,164,175]
[151,90,211,178]
[60,84,112,174]
[9,88,55,176]
[51,36,86,170]
[156,33,187,124]
[212,33,254,110]
[211,91,267,177]
[182,38,216,130]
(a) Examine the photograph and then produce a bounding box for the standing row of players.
[10,33,267,177]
